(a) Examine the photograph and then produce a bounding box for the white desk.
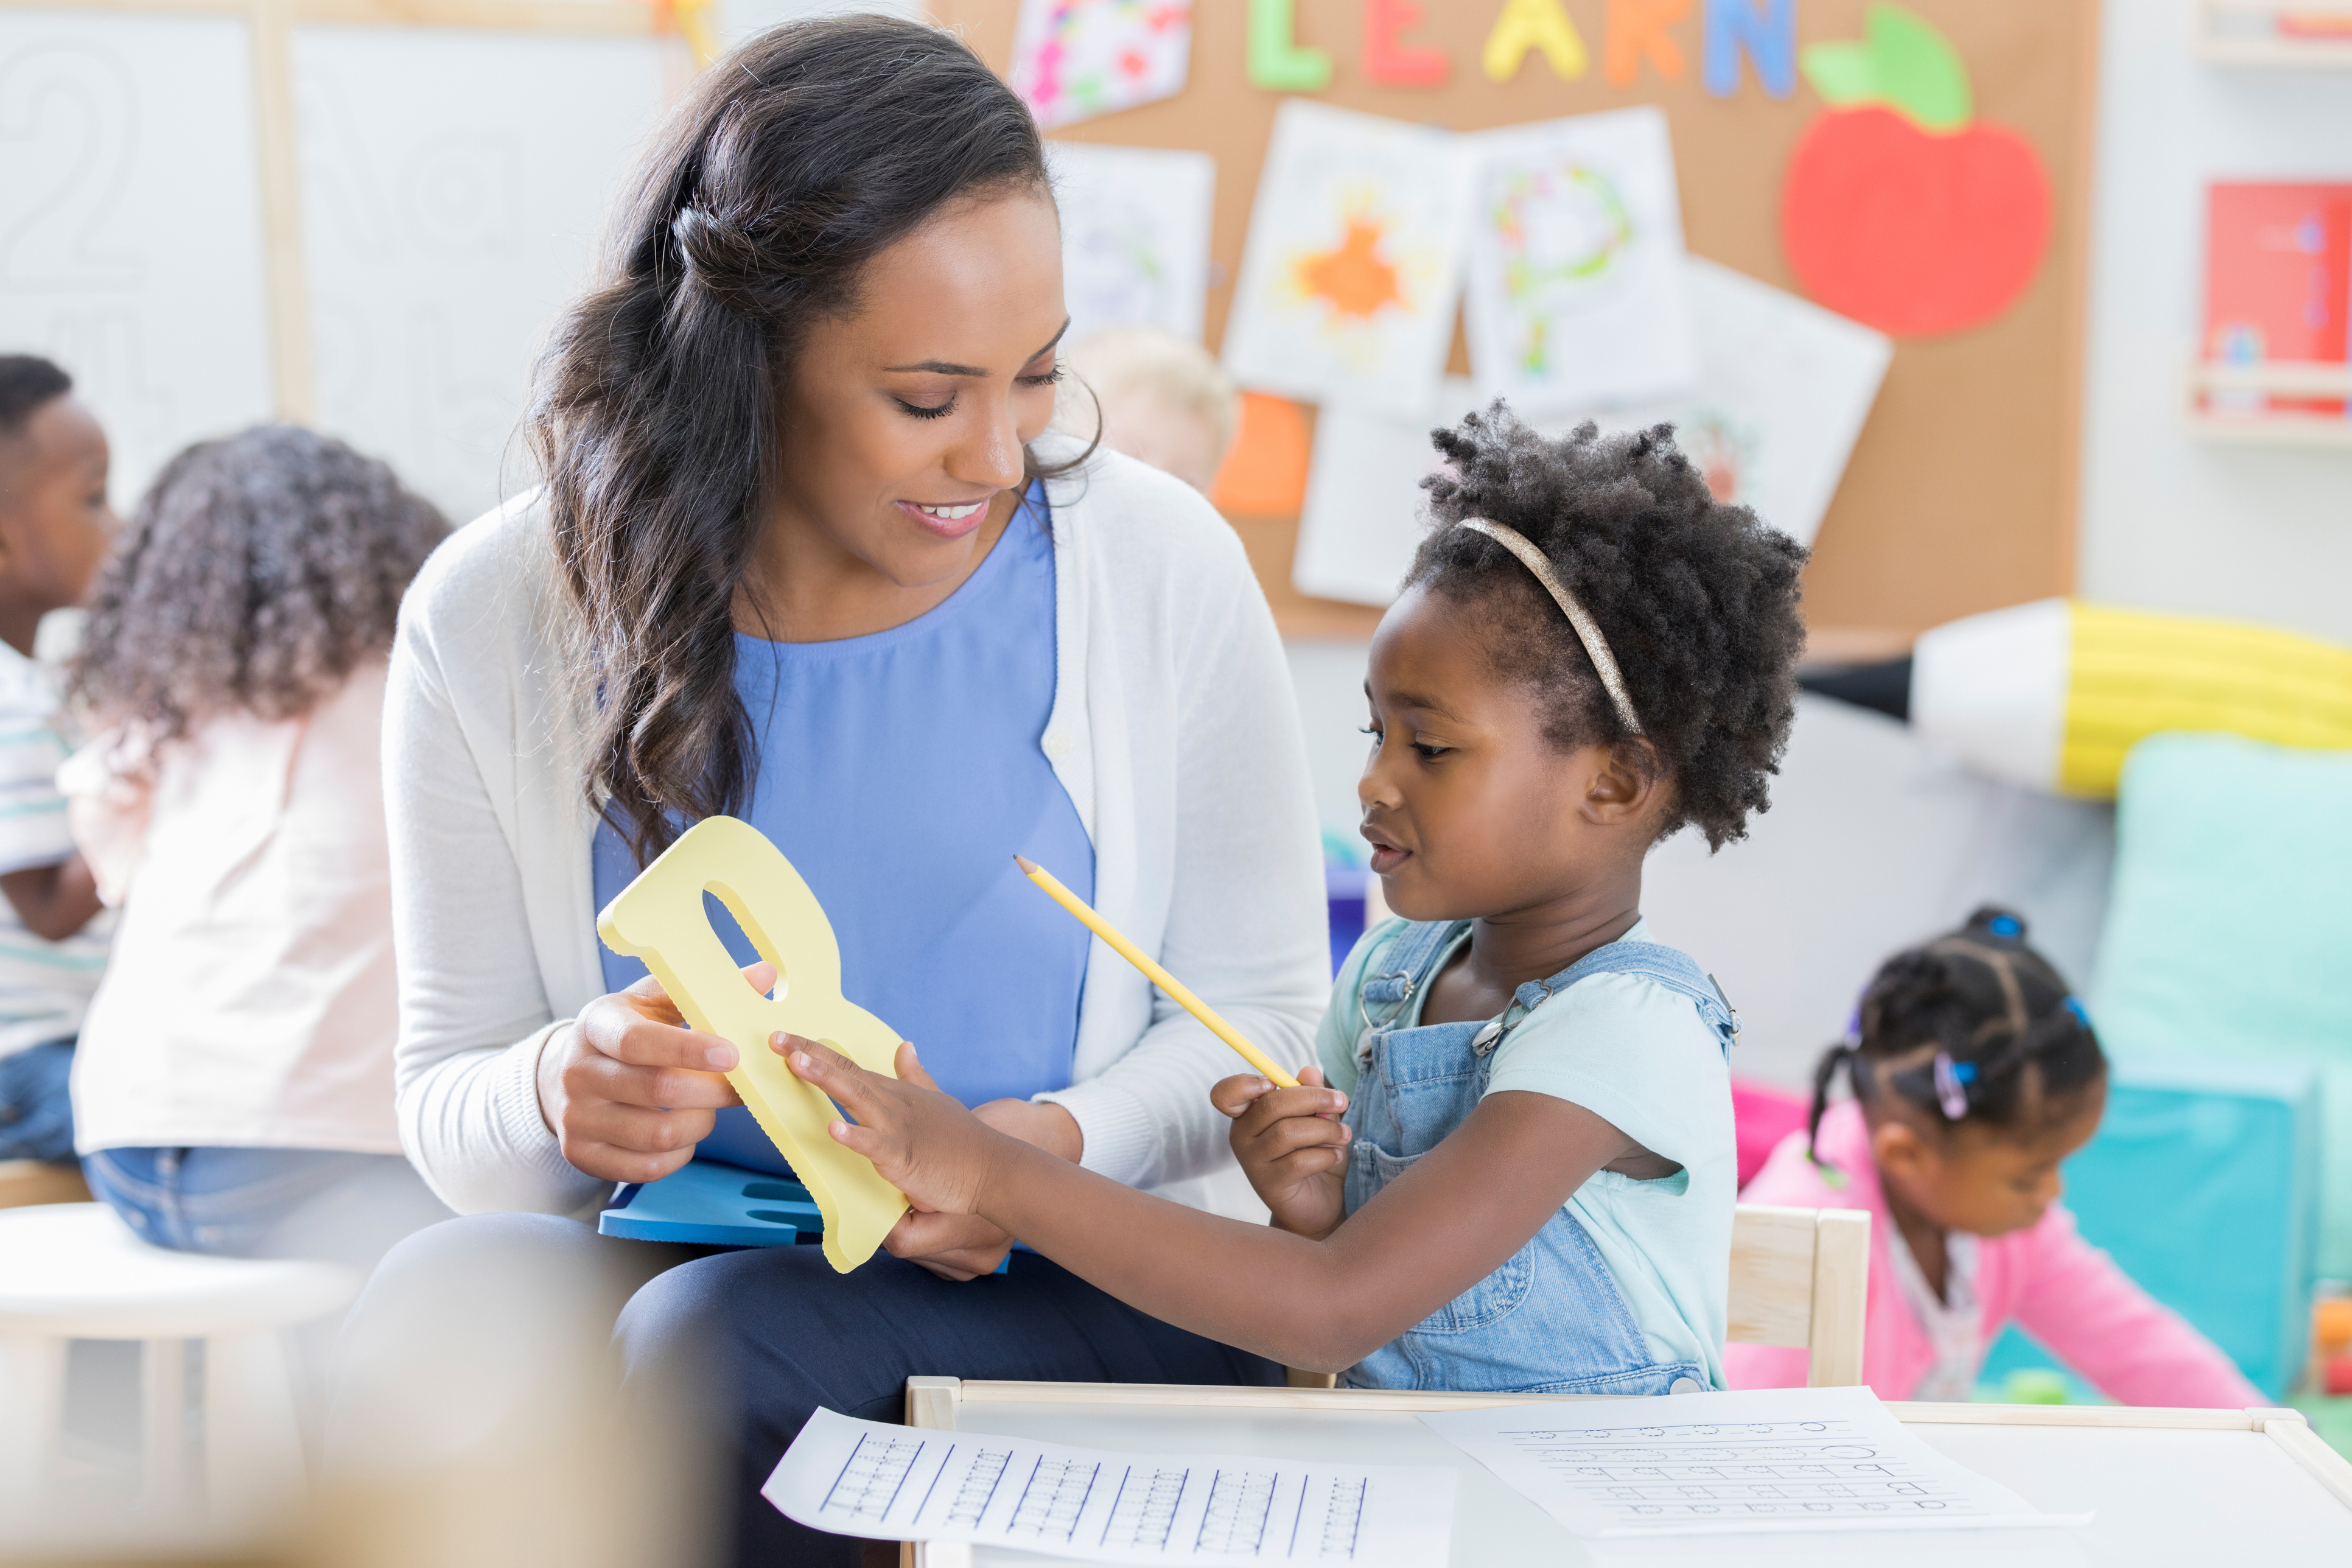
[899,1381,2352,1567]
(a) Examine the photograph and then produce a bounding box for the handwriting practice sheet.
[1421,1387,2081,1538]
[765,1409,1455,1565]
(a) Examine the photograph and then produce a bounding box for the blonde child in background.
[1728,908,2263,1406]
[780,410,1807,1399]
[1063,324,1237,494]
[0,355,117,1166]
[63,425,450,1265]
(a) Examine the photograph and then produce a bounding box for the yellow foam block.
[596,816,908,1273]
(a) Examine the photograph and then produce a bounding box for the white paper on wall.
[1046,141,1214,346]
[1291,378,1485,607]
[1222,100,1469,420]
[0,13,275,504]
[294,28,672,527]
[1009,0,1192,132]
[1461,106,1699,417]
[1569,258,1891,549]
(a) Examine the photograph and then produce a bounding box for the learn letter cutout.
[597,816,909,1273]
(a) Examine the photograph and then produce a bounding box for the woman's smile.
[897,494,995,539]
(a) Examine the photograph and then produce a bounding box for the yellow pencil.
[1015,855,1302,1090]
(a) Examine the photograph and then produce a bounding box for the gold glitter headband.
[1455,518,1644,737]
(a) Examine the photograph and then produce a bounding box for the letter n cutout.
[598,816,909,1273]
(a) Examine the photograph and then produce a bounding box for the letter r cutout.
[597,816,909,1273]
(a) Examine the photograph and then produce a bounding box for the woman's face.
[771,186,1067,595]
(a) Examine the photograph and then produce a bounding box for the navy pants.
[332,1214,1280,1567]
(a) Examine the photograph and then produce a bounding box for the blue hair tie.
[2062,995,2091,1029]
[1988,914,2023,939]
[1933,1052,1976,1119]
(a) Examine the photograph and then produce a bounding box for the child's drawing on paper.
[1676,407,1760,506]
[1009,0,1192,131]
[1222,101,1470,418]
[1045,141,1214,345]
[1463,107,1699,415]
[1570,259,1891,548]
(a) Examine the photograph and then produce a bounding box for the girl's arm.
[789,1037,1641,1373]
[2007,1205,2265,1409]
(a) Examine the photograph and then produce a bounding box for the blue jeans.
[82,1146,450,1264]
[331,1214,1283,1568]
[0,1039,74,1161]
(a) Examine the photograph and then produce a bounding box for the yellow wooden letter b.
[596,816,908,1273]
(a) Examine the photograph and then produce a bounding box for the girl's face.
[769,186,1067,596]
[1871,1075,2107,1238]
[1357,584,1665,923]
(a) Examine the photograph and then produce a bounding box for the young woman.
[336,18,1327,1567]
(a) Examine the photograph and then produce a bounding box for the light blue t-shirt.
[1316,917,1735,1388]
[590,491,1095,1175]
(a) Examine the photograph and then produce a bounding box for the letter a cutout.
[597,816,908,1273]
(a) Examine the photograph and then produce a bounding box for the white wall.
[2076,0,2352,641]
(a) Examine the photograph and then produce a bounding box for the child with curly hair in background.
[771,408,1808,1410]
[63,425,450,1265]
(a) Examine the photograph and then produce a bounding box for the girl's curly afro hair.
[1404,405,1807,851]
[69,424,447,741]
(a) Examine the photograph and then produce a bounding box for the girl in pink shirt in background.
[1728,907,2263,1409]
[60,425,449,1265]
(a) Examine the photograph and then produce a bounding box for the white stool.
[0,1203,361,1523]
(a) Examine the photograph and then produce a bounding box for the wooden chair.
[1284,1201,1872,1390]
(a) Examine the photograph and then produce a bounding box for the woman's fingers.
[570,1099,716,1155]
[567,1047,741,1111]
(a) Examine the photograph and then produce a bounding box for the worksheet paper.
[765,1408,1455,1565]
[1419,1387,2082,1538]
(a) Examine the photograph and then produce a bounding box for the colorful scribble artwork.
[1009,0,1192,132]
[1292,262,1888,607]
[1571,258,1891,548]
[1223,101,1470,418]
[1045,141,1214,345]
[1463,107,1699,415]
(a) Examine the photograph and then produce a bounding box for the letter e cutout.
[597,816,909,1273]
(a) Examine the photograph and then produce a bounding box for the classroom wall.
[2075,0,2352,643]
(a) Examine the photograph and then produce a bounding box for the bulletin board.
[934,0,2101,642]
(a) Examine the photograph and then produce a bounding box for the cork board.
[933,0,2099,641]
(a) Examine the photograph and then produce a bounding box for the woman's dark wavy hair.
[68,424,446,739]
[1404,406,1808,850]
[1808,907,2108,1157]
[531,16,1056,866]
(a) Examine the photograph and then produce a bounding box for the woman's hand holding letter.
[534,965,761,1183]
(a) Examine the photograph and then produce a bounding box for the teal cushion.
[1976,1057,2320,1400]
[2092,733,2352,1276]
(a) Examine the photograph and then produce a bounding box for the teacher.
[344,16,1327,1567]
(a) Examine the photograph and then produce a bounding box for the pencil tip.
[1014,855,1037,873]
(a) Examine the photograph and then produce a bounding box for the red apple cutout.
[1780,4,2051,338]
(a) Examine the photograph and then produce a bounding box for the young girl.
[777,408,1806,1393]
[1727,908,2263,1406]
[61,425,450,1264]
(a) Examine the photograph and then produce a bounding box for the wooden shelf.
[2185,360,2352,447]
[2199,0,2352,65]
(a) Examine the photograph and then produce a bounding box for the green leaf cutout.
[1799,3,1973,133]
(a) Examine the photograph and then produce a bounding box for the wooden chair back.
[1284,1202,1872,1390]
[1727,1202,1872,1387]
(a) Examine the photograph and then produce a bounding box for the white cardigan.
[387,441,1329,1220]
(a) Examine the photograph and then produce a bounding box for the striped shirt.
[0,642,111,1058]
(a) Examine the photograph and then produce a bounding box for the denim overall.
[1340,920,1738,1395]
